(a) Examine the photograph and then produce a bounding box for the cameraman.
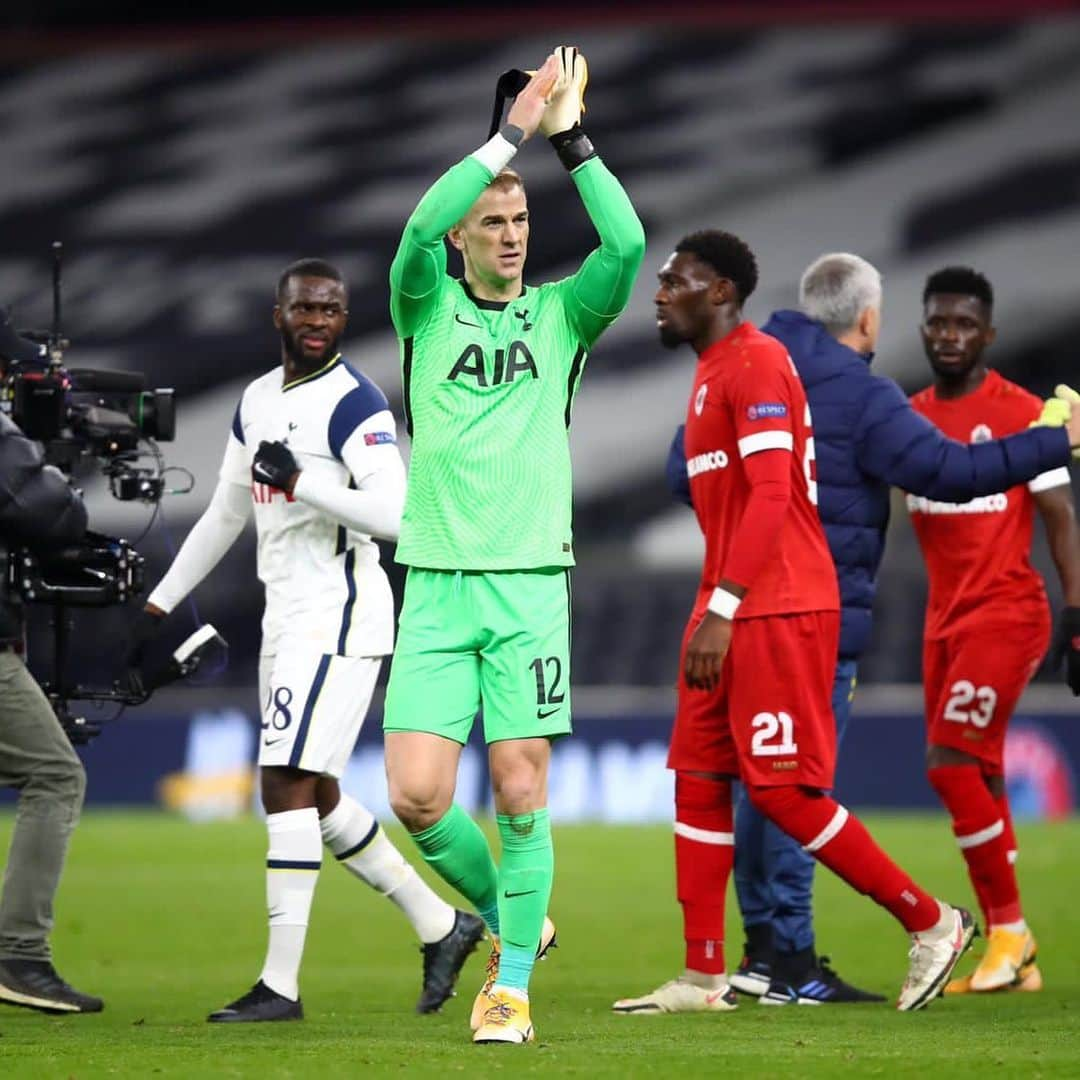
[0,308,102,1014]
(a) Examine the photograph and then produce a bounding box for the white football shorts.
[257,650,383,777]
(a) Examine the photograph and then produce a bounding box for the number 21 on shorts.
[751,711,798,756]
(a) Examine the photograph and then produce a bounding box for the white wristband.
[707,588,742,620]
[470,132,518,177]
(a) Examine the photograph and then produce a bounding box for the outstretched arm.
[389,56,559,338]
[563,159,646,349]
[856,378,1072,499]
[538,46,645,347]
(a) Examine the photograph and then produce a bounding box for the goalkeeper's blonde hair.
[488,167,524,195]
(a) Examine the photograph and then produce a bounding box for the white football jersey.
[222,354,400,658]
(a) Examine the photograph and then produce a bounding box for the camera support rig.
[14,538,225,742]
[3,242,222,742]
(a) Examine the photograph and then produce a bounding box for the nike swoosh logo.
[253,463,274,480]
[263,737,287,748]
[504,889,537,898]
[704,990,729,1005]
[536,707,560,720]
[454,314,481,328]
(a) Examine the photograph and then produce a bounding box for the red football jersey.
[908,369,1067,639]
[684,321,838,618]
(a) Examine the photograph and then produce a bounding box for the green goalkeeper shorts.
[383,567,572,745]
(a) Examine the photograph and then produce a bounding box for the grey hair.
[799,253,882,336]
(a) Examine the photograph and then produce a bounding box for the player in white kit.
[131,259,484,1022]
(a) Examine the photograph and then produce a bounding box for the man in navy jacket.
[665,252,1078,1004]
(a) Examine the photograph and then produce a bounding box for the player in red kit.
[613,230,975,1017]
[908,266,1080,995]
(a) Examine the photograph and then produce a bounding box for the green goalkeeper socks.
[494,809,553,993]
[411,804,500,934]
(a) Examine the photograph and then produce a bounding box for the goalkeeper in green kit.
[382,47,645,1044]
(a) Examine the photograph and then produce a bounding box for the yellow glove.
[1056,384,1080,457]
[1031,384,1080,458]
[1030,397,1070,429]
[1055,383,1080,407]
[539,45,588,137]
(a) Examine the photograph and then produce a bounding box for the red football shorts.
[668,605,840,789]
[923,615,1050,768]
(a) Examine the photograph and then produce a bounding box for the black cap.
[0,307,46,366]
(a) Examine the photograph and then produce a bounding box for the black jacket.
[0,413,87,642]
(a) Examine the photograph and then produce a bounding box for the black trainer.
[761,952,885,1005]
[207,980,303,1023]
[729,944,773,997]
[416,909,486,1014]
[0,959,103,1014]
[759,975,801,1006]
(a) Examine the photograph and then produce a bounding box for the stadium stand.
[3,17,1080,687]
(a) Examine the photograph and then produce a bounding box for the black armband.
[499,123,525,149]
[548,124,597,171]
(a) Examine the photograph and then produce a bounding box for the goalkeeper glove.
[539,45,588,137]
[1054,384,1080,459]
[1051,606,1080,696]
[1030,396,1070,429]
[1030,388,1080,459]
[252,440,299,492]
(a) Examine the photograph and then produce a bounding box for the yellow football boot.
[473,990,535,1045]
[969,928,1037,991]
[946,927,1040,994]
[945,959,1042,995]
[469,943,502,1031]
[470,916,557,1031]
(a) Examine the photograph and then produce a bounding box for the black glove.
[252,440,298,492]
[124,608,165,698]
[1051,606,1080,696]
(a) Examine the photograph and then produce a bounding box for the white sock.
[921,900,956,938]
[260,808,321,1001]
[682,969,727,990]
[320,794,455,944]
[994,919,1028,934]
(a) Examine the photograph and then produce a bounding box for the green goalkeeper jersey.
[390,153,645,570]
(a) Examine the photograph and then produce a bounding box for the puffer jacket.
[0,412,87,642]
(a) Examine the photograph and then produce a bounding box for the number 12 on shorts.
[530,656,565,719]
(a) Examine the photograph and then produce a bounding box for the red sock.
[675,772,733,975]
[928,764,1022,928]
[990,776,1019,867]
[747,784,941,934]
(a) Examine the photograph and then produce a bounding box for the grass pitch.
[0,812,1077,1078]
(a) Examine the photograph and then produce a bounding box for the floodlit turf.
[0,812,1076,1078]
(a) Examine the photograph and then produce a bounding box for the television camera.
[1,244,224,742]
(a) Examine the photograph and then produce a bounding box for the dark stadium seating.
[5,18,1080,687]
